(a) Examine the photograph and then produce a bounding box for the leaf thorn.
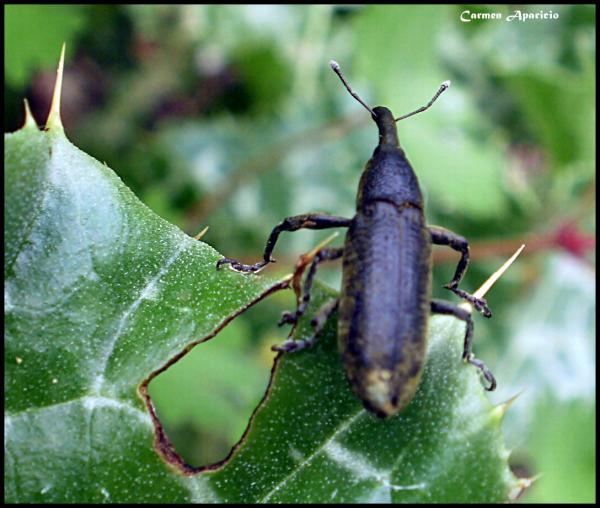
[492,389,523,421]
[47,43,66,132]
[460,244,525,313]
[194,226,209,241]
[22,99,37,129]
[509,473,542,501]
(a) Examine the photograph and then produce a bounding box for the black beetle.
[217,61,495,418]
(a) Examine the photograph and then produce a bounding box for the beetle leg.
[428,226,492,318]
[273,298,339,353]
[430,299,497,391]
[278,247,344,326]
[216,213,351,273]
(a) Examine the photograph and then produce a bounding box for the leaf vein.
[5,175,51,280]
[92,241,188,393]
[5,395,151,424]
[259,407,365,503]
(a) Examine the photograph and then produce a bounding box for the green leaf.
[502,67,595,168]
[4,121,283,502]
[5,84,520,503]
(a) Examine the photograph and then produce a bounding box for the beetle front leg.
[216,213,351,273]
[428,225,492,318]
[273,298,339,353]
[430,299,496,391]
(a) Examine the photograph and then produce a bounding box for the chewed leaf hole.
[147,292,291,469]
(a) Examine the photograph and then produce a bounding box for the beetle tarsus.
[428,226,493,315]
[466,353,497,391]
[278,310,299,326]
[215,257,271,273]
[444,284,492,317]
[273,298,339,353]
[271,337,314,353]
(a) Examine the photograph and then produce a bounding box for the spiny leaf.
[4,47,523,503]
[4,54,287,502]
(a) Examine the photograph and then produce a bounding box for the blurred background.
[4,4,595,502]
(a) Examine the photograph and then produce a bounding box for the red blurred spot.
[554,221,595,257]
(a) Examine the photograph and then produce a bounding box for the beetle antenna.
[330,60,376,117]
[395,80,451,122]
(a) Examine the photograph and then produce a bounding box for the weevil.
[217,61,496,418]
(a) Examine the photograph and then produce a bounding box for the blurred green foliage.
[4,4,595,503]
[4,5,87,88]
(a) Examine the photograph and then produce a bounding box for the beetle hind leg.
[430,299,497,391]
